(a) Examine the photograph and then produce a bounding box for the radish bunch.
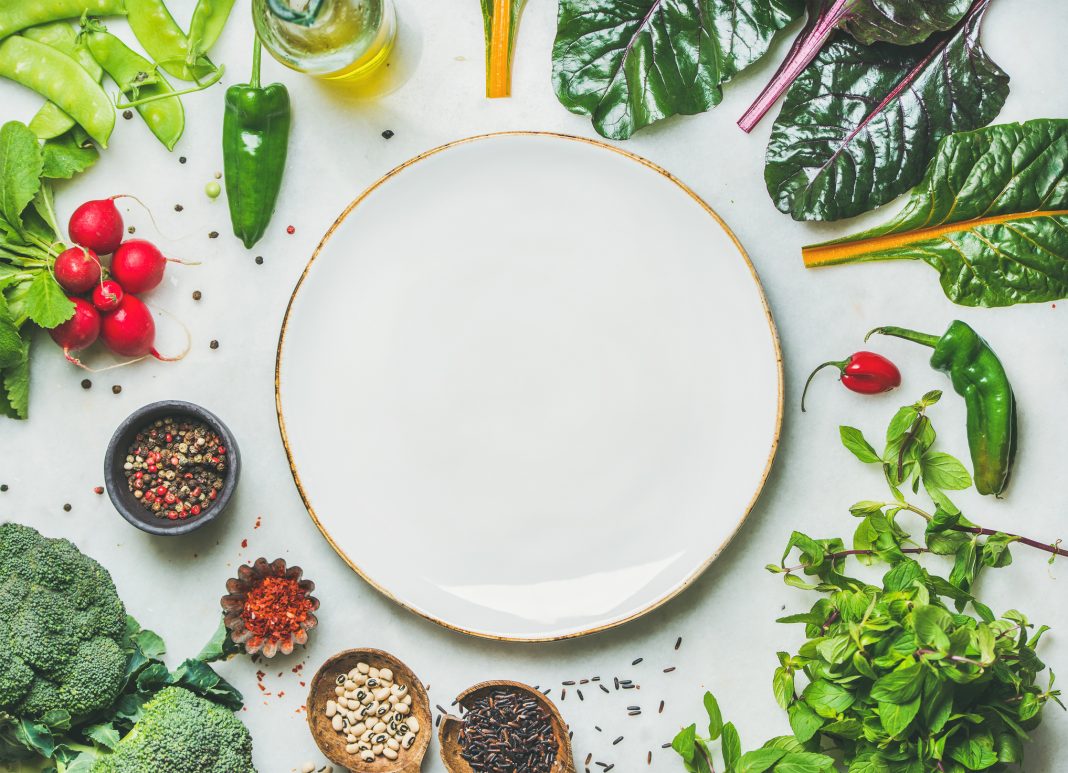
[51,198,185,366]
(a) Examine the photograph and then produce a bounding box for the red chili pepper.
[801,351,901,412]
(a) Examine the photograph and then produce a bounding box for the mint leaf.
[922,451,972,490]
[704,691,723,740]
[721,721,741,771]
[840,426,880,463]
[672,724,697,763]
[0,121,44,233]
[802,679,855,717]
[736,748,785,773]
[870,663,925,704]
[24,271,74,328]
[879,696,920,737]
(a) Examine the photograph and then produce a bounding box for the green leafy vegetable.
[804,119,1068,306]
[738,0,973,131]
[675,396,1067,773]
[0,122,44,234]
[765,0,1008,221]
[552,0,803,140]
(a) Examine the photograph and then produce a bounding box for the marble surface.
[2,1,1067,770]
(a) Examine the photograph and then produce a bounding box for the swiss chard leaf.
[552,0,803,140]
[738,0,973,131]
[765,0,1008,221]
[803,119,1068,306]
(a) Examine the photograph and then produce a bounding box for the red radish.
[53,247,101,294]
[68,198,124,255]
[110,239,169,293]
[91,279,124,312]
[49,297,100,366]
[101,295,157,357]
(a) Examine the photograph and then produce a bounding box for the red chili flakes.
[241,538,248,548]
[254,516,262,529]
[240,575,314,645]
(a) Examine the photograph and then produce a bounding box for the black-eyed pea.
[334,685,344,697]
[376,704,389,717]
[402,733,416,749]
[373,721,387,734]
[406,716,420,733]
[369,666,380,678]
[379,668,394,682]
[325,700,337,717]
[391,683,407,696]
[395,701,411,716]
[372,744,384,755]
[353,673,367,687]
[387,738,400,751]
[352,722,367,736]
[366,677,379,688]
[331,714,344,732]
[345,743,358,754]
[344,679,356,690]
[383,748,399,761]
[360,751,374,763]
[401,693,412,705]
[356,662,370,675]
[373,686,390,701]
[397,723,409,736]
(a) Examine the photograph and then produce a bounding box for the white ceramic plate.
[276,133,782,641]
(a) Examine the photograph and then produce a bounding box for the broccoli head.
[91,686,256,773]
[0,523,128,720]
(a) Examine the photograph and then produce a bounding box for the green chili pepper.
[223,39,290,250]
[868,321,1016,497]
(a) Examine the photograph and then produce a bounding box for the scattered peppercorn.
[174,204,184,212]
[112,385,122,394]
[208,231,219,239]
[382,129,394,139]
[192,290,202,301]
[81,379,92,389]
[210,340,219,350]
[255,256,263,265]
[179,156,187,164]
[214,171,222,180]
[286,225,295,234]
[123,109,133,120]
[94,486,104,495]
[123,416,228,521]
[0,484,8,492]
[63,504,72,512]
[127,225,136,234]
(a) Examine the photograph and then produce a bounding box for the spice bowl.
[307,648,432,773]
[221,557,319,657]
[439,681,576,773]
[104,400,240,536]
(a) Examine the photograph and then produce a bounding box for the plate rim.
[274,130,784,642]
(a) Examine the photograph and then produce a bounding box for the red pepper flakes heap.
[221,558,319,658]
[123,417,227,520]
[242,575,313,644]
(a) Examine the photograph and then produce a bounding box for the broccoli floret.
[0,523,128,722]
[91,687,256,773]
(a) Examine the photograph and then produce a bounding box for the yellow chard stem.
[487,0,512,98]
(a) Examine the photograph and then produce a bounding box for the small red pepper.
[801,351,901,412]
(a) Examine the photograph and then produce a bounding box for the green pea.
[205,181,221,199]
[125,0,215,82]
[23,22,105,141]
[0,36,114,147]
[0,0,125,39]
[85,29,185,151]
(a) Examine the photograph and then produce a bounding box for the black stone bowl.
[104,400,240,536]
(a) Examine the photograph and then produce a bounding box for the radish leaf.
[765,0,1007,221]
[552,0,803,140]
[804,120,1068,307]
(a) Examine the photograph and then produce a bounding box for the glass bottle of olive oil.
[253,0,397,80]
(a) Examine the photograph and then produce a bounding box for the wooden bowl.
[438,680,576,773]
[307,649,431,773]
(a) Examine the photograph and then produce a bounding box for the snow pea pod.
[0,36,114,147]
[187,0,236,64]
[0,0,125,39]
[85,28,183,151]
[23,22,104,140]
[125,0,214,81]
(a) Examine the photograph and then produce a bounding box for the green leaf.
[948,732,998,770]
[840,426,880,463]
[981,532,1018,568]
[788,700,824,743]
[775,752,837,773]
[31,184,60,240]
[552,0,803,140]
[737,747,786,773]
[912,604,953,651]
[195,616,241,663]
[132,627,167,660]
[802,679,854,718]
[0,121,44,233]
[2,336,30,419]
[879,696,920,737]
[0,313,22,368]
[722,721,741,772]
[83,722,121,750]
[921,452,972,491]
[41,129,99,179]
[772,667,795,710]
[704,691,723,740]
[870,662,925,704]
[23,270,74,328]
[766,0,1008,221]
[802,119,1068,307]
[672,723,697,763]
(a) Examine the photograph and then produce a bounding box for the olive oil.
[253,0,396,80]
